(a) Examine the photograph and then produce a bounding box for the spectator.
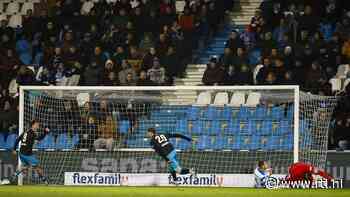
[202,57,225,85]
[225,30,244,54]
[305,61,327,93]
[273,57,287,84]
[94,116,117,150]
[83,61,101,86]
[256,57,273,85]
[224,65,239,85]
[232,47,248,70]
[137,70,155,86]
[162,46,180,82]
[147,58,166,85]
[219,48,234,69]
[77,115,98,150]
[118,60,138,85]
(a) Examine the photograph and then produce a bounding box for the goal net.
[17,86,338,186]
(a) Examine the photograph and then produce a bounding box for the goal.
[17,86,338,186]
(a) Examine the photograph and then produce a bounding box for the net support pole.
[18,87,24,186]
[293,86,300,163]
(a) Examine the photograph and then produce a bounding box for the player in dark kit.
[147,128,194,183]
[11,120,50,184]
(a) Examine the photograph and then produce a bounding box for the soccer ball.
[0,179,10,185]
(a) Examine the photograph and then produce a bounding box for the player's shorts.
[166,150,180,172]
[19,153,39,167]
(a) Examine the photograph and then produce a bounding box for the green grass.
[0,186,349,197]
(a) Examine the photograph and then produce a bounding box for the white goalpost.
[17,85,338,186]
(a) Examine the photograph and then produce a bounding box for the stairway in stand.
[163,0,263,105]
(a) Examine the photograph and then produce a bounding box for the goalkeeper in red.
[147,128,194,184]
[286,162,333,182]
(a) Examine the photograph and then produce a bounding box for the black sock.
[180,168,190,175]
[171,171,177,181]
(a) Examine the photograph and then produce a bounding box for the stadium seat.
[5,133,17,149]
[212,92,229,106]
[0,133,6,149]
[336,64,350,79]
[175,119,188,135]
[8,13,22,28]
[174,137,191,150]
[21,2,34,14]
[237,106,251,119]
[186,106,200,120]
[56,133,72,149]
[0,14,7,22]
[227,135,240,150]
[127,138,148,148]
[259,120,273,135]
[72,134,79,147]
[195,91,212,106]
[229,92,245,107]
[238,135,252,150]
[227,120,240,135]
[270,106,284,119]
[119,120,130,134]
[254,106,267,119]
[5,2,19,15]
[245,92,261,107]
[278,120,292,135]
[286,105,294,120]
[258,135,271,150]
[212,135,228,150]
[36,134,55,149]
[329,78,342,92]
[196,135,211,150]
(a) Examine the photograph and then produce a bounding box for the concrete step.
[187,64,207,69]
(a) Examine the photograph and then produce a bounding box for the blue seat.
[197,135,211,150]
[5,134,18,149]
[246,120,257,135]
[258,135,272,150]
[36,134,55,149]
[212,136,228,150]
[56,133,71,149]
[0,133,6,149]
[254,106,268,119]
[176,119,188,135]
[270,135,293,150]
[286,105,294,120]
[186,106,200,120]
[227,120,240,135]
[72,134,79,147]
[270,106,284,119]
[119,120,130,134]
[259,120,273,135]
[235,135,259,150]
[174,138,191,150]
[222,106,233,120]
[278,120,292,135]
[227,135,240,150]
[127,138,149,148]
[237,107,251,119]
[188,120,205,135]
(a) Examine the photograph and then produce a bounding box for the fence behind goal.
[18,86,338,186]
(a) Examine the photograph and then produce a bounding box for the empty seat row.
[149,105,293,121]
[196,91,261,107]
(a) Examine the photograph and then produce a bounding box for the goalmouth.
[17,85,338,187]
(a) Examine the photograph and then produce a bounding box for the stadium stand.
[0,0,349,151]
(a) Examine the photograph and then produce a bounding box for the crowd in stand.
[0,0,233,145]
[202,0,350,149]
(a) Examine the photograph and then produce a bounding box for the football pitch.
[0,186,349,197]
